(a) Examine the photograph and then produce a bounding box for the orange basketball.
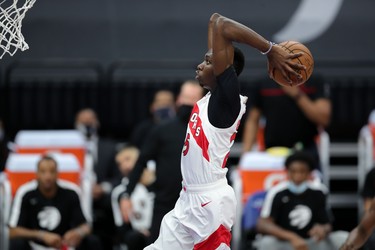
[272,41,314,87]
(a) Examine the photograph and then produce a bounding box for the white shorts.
[144,178,236,250]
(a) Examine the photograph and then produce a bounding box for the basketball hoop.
[0,0,36,59]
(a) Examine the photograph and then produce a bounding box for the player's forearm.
[9,227,44,241]
[213,13,271,53]
[343,207,375,249]
[364,198,373,212]
[342,226,369,249]
[208,13,220,49]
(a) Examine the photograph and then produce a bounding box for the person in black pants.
[119,80,204,243]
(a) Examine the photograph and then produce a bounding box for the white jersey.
[181,92,247,185]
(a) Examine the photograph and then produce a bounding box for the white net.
[0,0,36,59]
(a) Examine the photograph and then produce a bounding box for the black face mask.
[76,124,97,139]
[153,107,175,122]
[177,105,194,123]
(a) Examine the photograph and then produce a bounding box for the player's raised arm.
[340,198,375,250]
[210,13,305,84]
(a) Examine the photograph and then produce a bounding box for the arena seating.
[0,59,375,249]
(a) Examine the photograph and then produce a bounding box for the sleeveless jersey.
[181,92,247,185]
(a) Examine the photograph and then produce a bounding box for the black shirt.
[209,66,241,128]
[9,180,87,246]
[261,182,331,238]
[248,75,329,148]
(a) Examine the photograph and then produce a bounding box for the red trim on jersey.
[221,152,230,168]
[230,131,237,142]
[193,224,231,250]
[222,131,237,168]
[189,105,210,162]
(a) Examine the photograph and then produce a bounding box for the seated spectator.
[130,89,176,149]
[111,145,155,250]
[8,155,102,250]
[358,166,375,249]
[256,151,348,250]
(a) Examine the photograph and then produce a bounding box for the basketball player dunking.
[144,13,305,250]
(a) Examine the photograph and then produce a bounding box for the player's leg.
[144,209,194,250]
[190,182,237,250]
[193,224,232,250]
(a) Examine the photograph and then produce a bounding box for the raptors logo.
[289,205,312,229]
[37,206,61,231]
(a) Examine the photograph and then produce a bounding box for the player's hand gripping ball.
[273,41,314,87]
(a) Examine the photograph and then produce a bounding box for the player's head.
[233,46,245,76]
[285,151,314,186]
[196,46,244,90]
[115,145,140,176]
[37,155,58,192]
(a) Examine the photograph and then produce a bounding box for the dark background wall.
[2,0,375,64]
[1,0,375,141]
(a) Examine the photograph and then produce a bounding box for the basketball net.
[0,0,36,59]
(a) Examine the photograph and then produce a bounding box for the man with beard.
[120,80,204,243]
[8,155,101,250]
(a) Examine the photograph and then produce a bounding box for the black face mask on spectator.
[154,107,175,122]
[177,105,194,123]
[76,124,97,139]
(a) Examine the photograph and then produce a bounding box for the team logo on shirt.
[187,105,210,161]
[37,206,61,231]
[288,204,312,229]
